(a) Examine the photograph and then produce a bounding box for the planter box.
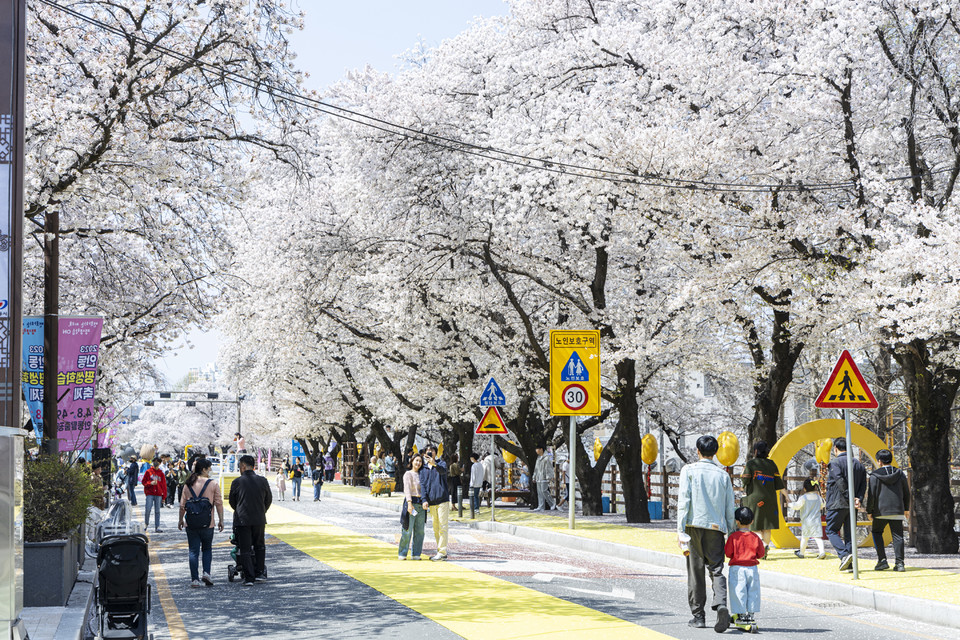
[24,530,80,607]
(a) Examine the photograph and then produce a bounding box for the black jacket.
[866,466,909,516]
[126,462,139,485]
[229,470,273,526]
[825,454,866,511]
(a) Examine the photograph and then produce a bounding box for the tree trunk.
[612,358,649,523]
[895,342,959,554]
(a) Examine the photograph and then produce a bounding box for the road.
[127,489,955,639]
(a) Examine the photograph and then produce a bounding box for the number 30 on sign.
[549,330,601,416]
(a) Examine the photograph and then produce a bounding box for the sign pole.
[490,434,495,522]
[844,408,858,579]
[568,416,576,530]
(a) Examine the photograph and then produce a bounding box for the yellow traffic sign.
[814,350,878,409]
[476,407,508,435]
[549,330,601,416]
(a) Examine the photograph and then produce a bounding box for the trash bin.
[602,496,611,513]
[648,500,663,520]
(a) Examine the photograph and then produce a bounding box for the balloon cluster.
[717,431,740,467]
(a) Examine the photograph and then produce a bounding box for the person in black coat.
[229,455,273,585]
[125,456,140,505]
[825,437,867,571]
[866,449,909,572]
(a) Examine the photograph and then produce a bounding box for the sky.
[154,1,509,385]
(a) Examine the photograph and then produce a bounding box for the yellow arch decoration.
[769,418,892,550]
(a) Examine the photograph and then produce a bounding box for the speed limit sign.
[561,384,588,411]
[549,330,600,416]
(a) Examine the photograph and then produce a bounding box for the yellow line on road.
[132,503,189,640]
[265,504,672,640]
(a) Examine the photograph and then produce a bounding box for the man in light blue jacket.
[677,435,736,632]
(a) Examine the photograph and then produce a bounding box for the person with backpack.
[178,458,224,587]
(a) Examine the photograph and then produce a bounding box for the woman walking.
[178,458,224,587]
[398,454,426,560]
[275,467,287,501]
[740,440,784,551]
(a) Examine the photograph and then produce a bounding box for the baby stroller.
[95,534,151,639]
[226,527,267,583]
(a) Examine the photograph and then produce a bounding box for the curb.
[53,557,95,640]
[322,489,960,631]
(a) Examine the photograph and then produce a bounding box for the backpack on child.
[184,479,214,529]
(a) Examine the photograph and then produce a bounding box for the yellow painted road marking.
[265,504,671,640]
[131,504,189,640]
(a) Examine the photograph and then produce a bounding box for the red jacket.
[724,530,765,566]
[142,467,168,497]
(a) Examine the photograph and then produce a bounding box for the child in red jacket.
[725,506,765,631]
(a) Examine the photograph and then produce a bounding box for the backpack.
[184,479,214,529]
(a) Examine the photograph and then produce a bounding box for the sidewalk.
[321,482,960,630]
[19,555,95,640]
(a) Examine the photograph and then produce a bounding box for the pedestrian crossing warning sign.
[476,407,508,435]
[814,350,878,409]
[561,352,589,381]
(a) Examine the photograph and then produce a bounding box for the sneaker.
[411,556,421,561]
[874,559,889,571]
[688,615,706,628]
[154,529,163,533]
[242,580,255,587]
[431,553,447,561]
[714,605,731,633]
[839,554,853,571]
[794,550,804,558]
[894,562,906,572]
[817,553,827,559]
[398,555,407,561]
[202,573,214,586]
[190,579,201,588]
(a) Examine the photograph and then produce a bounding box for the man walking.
[420,446,449,561]
[825,437,866,571]
[866,448,909,572]
[125,455,140,506]
[229,454,273,586]
[532,444,557,511]
[311,461,324,502]
[142,458,167,533]
[677,435,736,632]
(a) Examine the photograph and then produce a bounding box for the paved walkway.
[321,482,960,628]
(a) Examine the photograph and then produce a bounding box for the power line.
[34,0,946,194]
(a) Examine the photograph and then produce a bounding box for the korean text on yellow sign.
[549,330,601,416]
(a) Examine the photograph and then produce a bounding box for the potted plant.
[22,456,98,607]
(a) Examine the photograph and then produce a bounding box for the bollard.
[470,495,475,519]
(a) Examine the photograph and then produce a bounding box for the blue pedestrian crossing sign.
[561,352,589,382]
[479,377,506,407]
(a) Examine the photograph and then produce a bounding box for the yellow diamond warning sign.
[814,350,878,409]
[476,406,508,435]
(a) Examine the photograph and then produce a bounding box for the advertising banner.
[20,316,103,451]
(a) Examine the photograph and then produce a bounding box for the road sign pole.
[490,434,496,523]
[569,416,576,530]
[844,408,858,580]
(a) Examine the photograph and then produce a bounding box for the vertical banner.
[57,317,103,452]
[20,317,43,441]
[19,316,103,451]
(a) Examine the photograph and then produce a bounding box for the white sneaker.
[201,573,213,586]
[190,579,201,588]
[430,553,447,561]
[398,555,407,561]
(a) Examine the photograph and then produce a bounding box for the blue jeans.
[127,481,137,505]
[398,502,426,558]
[144,495,162,530]
[186,527,214,580]
[728,565,761,615]
[313,483,322,500]
[825,509,852,559]
[292,477,302,499]
[471,487,481,512]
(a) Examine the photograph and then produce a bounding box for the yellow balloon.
[593,437,602,461]
[438,443,444,457]
[815,439,833,464]
[718,430,737,447]
[641,433,658,465]
[502,441,517,464]
[717,441,739,467]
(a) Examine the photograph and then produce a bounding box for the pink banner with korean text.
[57,317,103,452]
